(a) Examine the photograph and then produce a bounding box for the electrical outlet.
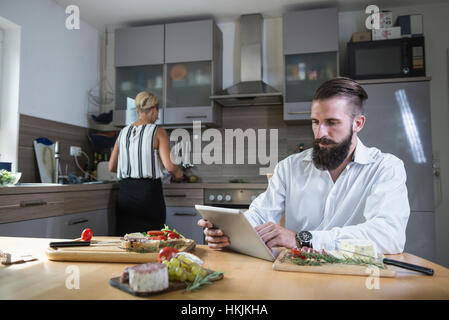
[70,146,81,157]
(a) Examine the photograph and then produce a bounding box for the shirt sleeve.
[310,157,411,254]
[244,159,287,227]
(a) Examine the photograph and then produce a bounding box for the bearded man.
[198,77,410,254]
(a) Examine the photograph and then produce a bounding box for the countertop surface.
[0,182,268,195]
[1,236,448,300]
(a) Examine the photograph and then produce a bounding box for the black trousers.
[115,178,166,236]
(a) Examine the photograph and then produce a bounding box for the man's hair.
[313,77,368,118]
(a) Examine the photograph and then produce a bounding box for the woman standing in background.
[109,91,184,235]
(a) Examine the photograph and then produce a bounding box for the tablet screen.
[195,205,277,261]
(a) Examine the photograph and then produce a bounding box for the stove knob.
[209,195,215,201]
[217,194,223,201]
[225,195,232,202]
[250,195,257,201]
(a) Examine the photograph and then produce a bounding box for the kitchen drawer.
[164,188,203,206]
[48,209,111,239]
[0,216,54,238]
[0,193,64,224]
[163,106,222,127]
[64,189,118,215]
[284,102,312,121]
[166,206,204,244]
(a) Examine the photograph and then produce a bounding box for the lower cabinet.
[165,206,204,244]
[0,209,113,239]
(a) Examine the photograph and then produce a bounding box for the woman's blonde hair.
[135,91,159,113]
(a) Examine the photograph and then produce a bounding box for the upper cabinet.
[283,8,339,55]
[283,8,339,122]
[114,24,165,67]
[163,19,222,127]
[165,20,214,63]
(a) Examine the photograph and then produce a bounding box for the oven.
[204,188,265,210]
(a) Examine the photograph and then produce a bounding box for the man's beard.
[312,128,354,171]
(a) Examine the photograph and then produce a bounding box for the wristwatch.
[296,231,313,248]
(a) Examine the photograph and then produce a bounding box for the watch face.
[299,231,312,242]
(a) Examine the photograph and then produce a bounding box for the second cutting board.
[45,237,195,263]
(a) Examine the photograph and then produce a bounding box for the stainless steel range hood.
[210,14,282,107]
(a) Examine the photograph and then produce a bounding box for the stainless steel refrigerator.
[358,80,436,261]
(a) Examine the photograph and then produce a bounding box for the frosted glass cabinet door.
[284,52,337,103]
[115,65,163,111]
[166,61,212,108]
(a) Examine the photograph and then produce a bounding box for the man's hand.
[197,219,230,249]
[255,221,297,249]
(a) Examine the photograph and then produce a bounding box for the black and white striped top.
[117,124,162,180]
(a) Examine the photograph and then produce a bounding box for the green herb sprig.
[185,271,224,292]
[286,251,385,269]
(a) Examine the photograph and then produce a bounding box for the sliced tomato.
[147,230,164,236]
[148,235,167,241]
[81,228,93,241]
[158,247,179,263]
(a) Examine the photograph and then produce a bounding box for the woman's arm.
[109,138,119,173]
[156,127,184,179]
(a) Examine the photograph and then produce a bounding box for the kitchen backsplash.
[168,105,314,183]
[18,114,92,183]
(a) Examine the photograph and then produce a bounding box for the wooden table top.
[1,236,448,300]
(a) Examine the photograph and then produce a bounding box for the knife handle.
[383,258,434,276]
[49,241,91,248]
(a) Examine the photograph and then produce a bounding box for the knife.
[49,241,91,248]
[339,249,434,276]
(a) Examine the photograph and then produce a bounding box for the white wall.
[0,0,99,128]
[338,2,449,268]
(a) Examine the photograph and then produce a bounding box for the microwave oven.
[347,37,425,80]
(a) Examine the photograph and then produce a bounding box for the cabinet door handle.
[68,218,89,225]
[287,111,311,115]
[174,212,197,216]
[185,115,207,119]
[20,200,47,207]
[165,194,187,198]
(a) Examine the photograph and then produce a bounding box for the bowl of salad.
[0,170,21,186]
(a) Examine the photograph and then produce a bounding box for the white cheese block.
[339,239,377,259]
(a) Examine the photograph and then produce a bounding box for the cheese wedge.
[339,239,377,259]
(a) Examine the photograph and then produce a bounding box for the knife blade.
[339,249,434,276]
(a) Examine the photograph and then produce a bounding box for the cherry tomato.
[158,247,179,263]
[81,228,93,241]
[167,232,180,239]
[291,248,306,260]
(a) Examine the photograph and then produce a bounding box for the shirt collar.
[301,137,375,165]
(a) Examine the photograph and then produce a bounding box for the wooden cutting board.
[272,249,396,277]
[45,237,195,263]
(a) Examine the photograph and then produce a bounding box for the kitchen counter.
[0,182,119,195]
[163,183,268,189]
[1,236,448,300]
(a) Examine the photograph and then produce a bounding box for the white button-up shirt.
[244,137,410,254]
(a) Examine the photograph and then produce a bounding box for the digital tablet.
[195,205,278,262]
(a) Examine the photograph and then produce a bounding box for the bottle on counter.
[298,143,305,153]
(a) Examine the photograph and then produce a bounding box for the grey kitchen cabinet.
[283,8,339,122]
[165,20,214,63]
[165,206,204,244]
[114,24,165,67]
[283,8,339,55]
[163,20,223,127]
[0,209,112,239]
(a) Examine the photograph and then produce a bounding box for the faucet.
[54,141,60,183]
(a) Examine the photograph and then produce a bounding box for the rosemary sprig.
[287,251,385,269]
[185,271,224,292]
